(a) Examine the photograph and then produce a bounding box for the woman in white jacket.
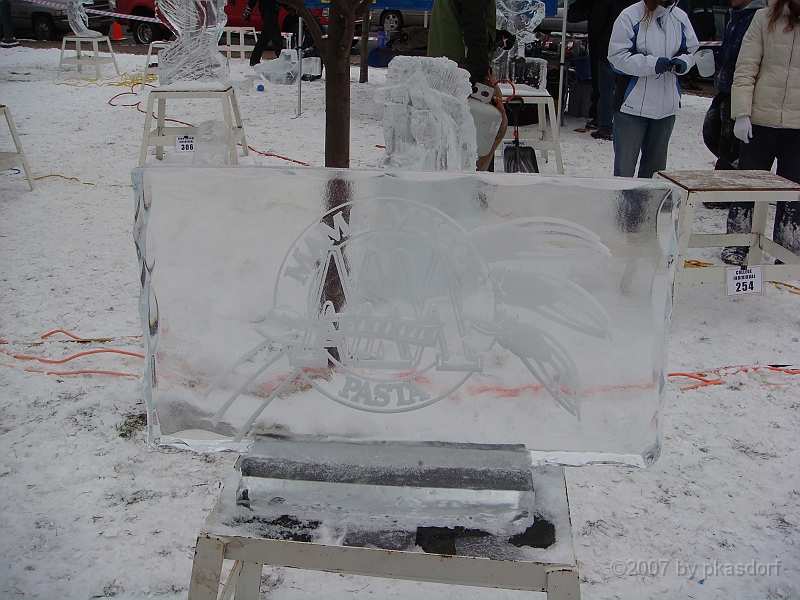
[722,0,800,266]
[608,0,699,178]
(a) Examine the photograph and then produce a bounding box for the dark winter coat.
[714,0,765,94]
[247,0,282,16]
[427,0,496,85]
[588,0,636,61]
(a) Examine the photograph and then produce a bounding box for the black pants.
[702,93,739,171]
[250,9,283,65]
[727,125,800,254]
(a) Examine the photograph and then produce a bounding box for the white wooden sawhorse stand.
[139,84,248,166]
[188,467,580,600]
[498,82,564,175]
[658,170,800,286]
[220,27,257,60]
[58,35,120,79]
[0,105,34,191]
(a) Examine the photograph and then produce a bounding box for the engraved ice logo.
[206,198,612,441]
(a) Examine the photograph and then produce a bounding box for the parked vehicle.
[115,0,328,45]
[8,0,114,40]
[537,0,587,35]
[370,0,433,32]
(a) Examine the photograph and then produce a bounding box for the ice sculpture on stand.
[156,0,229,85]
[376,57,478,171]
[67,0,102,37]
[495,0,546,78]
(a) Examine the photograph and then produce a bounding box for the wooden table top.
[658,170,800,192]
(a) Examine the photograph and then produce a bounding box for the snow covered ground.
[1,47,799,599]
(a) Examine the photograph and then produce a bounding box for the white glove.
[734,115,753,144]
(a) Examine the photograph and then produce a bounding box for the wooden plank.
[217,535,560,592]
[188,534,226,600]
[659,170,800,193]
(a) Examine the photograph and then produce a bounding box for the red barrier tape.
[21,0,163,23]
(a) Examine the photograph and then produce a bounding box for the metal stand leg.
[546,97,564,175]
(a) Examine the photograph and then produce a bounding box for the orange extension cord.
[1,330,144,378]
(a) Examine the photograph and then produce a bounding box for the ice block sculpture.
[133,166,678,468]
[376,57,478,172]
[67,0,102,37]
[156,0,229,85]
[192,120,231,164]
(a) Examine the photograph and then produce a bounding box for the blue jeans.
[726,125,800,254]
[613,112,676,178]
[596,59,616,136]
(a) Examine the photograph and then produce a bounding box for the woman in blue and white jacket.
[608,0,699,178]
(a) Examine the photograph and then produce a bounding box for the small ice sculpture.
[496,0,546,45]
[157,0,229,85]
[192,120,230,164]
[376,56,478,172]
[254,51,324,85]
[67,0,102,37]
[254,49,298,85]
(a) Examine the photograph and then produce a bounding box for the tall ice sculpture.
[156,0,229,85]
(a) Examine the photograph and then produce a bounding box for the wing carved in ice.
[156,0,229,85]
[495,0,546,45]
[203,201,612,440]
[67,0,102,37]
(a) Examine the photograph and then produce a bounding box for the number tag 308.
[726,265,763,296]
[175,136,195,153]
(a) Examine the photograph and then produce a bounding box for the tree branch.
[354,0,375,17]
[281,0,328,55]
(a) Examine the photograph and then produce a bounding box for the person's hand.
[655,57,671,74]
[243,6,252,21]
[669,57,688,74]
[734,115,753,143]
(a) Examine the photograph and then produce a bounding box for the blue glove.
[655,57,671,74]
[670,57,688,74]
[243,6,252,20]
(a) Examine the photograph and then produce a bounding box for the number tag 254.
[726,265,763,296]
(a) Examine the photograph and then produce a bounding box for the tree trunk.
[359,8,371,83]
[324,0,353,168]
